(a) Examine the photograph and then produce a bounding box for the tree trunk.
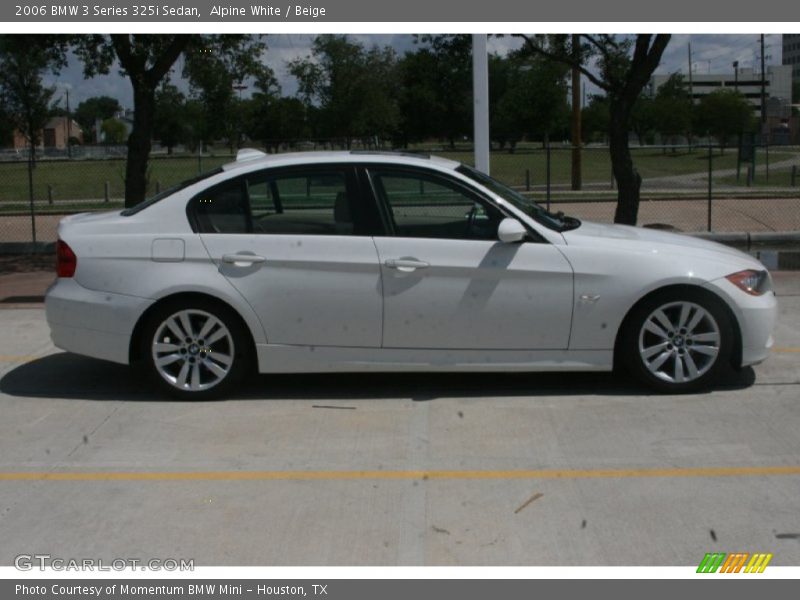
[609,101,642,226]
[124,82,156,208]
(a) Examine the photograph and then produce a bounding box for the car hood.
[561,220,761,266]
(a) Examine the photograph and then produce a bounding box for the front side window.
[368,168,502,240]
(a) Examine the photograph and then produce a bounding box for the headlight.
[725,269,772,296]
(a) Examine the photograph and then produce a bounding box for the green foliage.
[153,84,188,152]
[581,95,610,143]
[491,51,570,147]
[694,88,755,147]
[101,118,127,144]
[74,96,121,139]
[0,36,70,156]
[651,73,693,142]
[289,35,400,145]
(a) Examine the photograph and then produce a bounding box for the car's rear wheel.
[622,289,734,393]
[142,299,248,400]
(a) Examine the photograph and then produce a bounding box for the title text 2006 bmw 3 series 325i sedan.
[45,150,777,399]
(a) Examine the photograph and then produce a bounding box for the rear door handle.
[222,253,267,265]
[384,258,430,272]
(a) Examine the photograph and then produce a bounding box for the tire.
[620,288,735,393]
[141,298,250,400]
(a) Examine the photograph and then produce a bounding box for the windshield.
[121,168,224,216]
[456,164,580,232]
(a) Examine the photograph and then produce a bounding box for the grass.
[716,165,800,189]
[1,147,798,206]
[0,156,230,204]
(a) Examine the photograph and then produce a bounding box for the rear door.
[194,164,384,348]
[364,165,574,350]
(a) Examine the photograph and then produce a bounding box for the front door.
[366,166,574,350]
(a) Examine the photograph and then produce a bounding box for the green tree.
[581,95,610,143]
[289,35,399,148]
[74,95,122,141]
[396,48,443,146]
[517,34,671,225]
[630,95,656,146]
[490,53,570,149]
[153,83,188,153]
[694,88,755,150]
[651,73,693,145]
[0,36,69,163]
[412,35,472,147]
[73,34,269,207]
[101,118,127,144]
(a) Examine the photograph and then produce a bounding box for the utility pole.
[66,89,72,159]
[688,41,694,146]
[760,34,767,129]
[472,34,490,175]
[571,33,581,191]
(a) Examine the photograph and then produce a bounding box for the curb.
[690,231,800,251]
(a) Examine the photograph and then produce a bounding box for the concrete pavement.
[0,276,798,566]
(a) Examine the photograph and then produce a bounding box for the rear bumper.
[45,278,153,365]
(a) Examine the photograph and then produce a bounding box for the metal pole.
[707,144,713,232]
[66,89,72,160]
[792,165,797,187]
[472,34,490,175]
[546,142,551,212]
[570,33,582,191]
[760,34,767,130]
[27,148,36,245]
[765,143,769,183]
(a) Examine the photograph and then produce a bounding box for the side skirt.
[255,344,613,374]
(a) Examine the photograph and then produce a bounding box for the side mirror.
[497,218,527,243]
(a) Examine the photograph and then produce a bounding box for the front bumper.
[704,277,777,368]
[45,278,153,365]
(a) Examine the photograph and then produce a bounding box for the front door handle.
[384,258,430,272]
[222,253,267,265]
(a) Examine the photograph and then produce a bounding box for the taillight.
[56,240,77,278]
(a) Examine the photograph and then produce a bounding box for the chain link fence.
[1,144,799,247]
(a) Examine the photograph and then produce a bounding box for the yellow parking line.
[1,465,799,482]
[773,347,800,353]
[0,355,44,363]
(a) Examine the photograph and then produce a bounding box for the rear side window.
[190,165,379,236]
[249,170,353,235]
[192,180,249,234]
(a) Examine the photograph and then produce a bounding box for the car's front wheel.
[142,299,248,400]
[621,289,734,393]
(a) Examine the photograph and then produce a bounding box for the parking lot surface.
[0,274,799,566]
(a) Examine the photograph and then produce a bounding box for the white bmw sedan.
[45,150,776,399]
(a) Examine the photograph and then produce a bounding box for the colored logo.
[697,552,773,573]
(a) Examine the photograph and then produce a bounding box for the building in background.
[783,33,800,84]
[12,116,83,150]
[651,64,795,143]
[651,65,792,115]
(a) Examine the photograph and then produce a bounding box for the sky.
[42,34,785,110]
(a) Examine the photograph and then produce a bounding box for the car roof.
[221,149,462,173]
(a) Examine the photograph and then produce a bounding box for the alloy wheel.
[151,309,235,392]
[637,301,721,384]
